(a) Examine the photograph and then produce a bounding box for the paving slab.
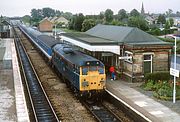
[0,38,29,122]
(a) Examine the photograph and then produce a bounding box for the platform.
[0,38,29,122]
[106,79,180,122]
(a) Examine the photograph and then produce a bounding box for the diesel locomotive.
[18,24,106,97]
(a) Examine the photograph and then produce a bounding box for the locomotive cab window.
[98,67,104,74]
[89,66,97,71]
[82,67,88,75]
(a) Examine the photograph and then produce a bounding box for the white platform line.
[12,39,30,122]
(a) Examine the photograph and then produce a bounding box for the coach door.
[143,54,153,74]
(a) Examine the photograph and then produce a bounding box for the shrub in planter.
[143,80,154,91]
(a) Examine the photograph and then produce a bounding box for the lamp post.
[54,24,57,40]
[173,36,177,103]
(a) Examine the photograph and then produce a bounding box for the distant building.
[50,16,69,27]
[55,17,69,27]
[38,16,69,32]
[141,2,145,17]
[0,16,10,38]
[38,17,53,32]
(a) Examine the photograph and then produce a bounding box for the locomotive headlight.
[82,80,89,87]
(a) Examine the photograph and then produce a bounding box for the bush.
[145,71,170,82]
[143,80,154,91]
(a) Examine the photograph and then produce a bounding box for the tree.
[130,9,140,17]
[165,20,170,29]
[31,9,43,24]
[157,14,166,24]
[22,15,31,25]
[69,13,84,31]
[62,12,73,20]
[55,10,62,17]
[169,18,174,27]
[104,9,114,22]
[117,9,128,21]
[166,9,173,17]
[42,7,55,17]
[110,20,124,26]
[128,16,149,31]
[81,19,96,32]
[99,11,105,20]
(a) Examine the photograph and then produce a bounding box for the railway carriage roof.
[37,35,60,48]
[53,44,104,67]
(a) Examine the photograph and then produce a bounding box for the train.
[18,24,106,98]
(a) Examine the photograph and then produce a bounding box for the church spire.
[141,2,145,16]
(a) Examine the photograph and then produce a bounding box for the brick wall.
[38,20,53,32]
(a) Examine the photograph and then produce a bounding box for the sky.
[0,0,180,17]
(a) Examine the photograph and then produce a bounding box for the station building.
[60,24,172,82]
[0,17,10,38]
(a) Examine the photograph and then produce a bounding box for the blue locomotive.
[18,24,106,97]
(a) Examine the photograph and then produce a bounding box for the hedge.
[145,71,170,82]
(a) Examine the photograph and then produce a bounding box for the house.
[50,16,69,27]
[55,17,69,27]
[60,24,172,82]
[38,17,53,32]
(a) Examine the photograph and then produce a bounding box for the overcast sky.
[0,0,180,17]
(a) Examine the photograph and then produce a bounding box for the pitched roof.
[55,17,69,24]
[39,17,52,24]
[50,16,58,23]
[86,24,170,46]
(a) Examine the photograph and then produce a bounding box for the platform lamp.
[54,24,57,40]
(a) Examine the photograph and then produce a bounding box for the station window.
[124,51,132,63]
[144,55,151,61]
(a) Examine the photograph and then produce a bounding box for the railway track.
[13,27,59,122]
[82,100,123,122]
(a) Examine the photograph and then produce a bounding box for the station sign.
[170,68,179,77]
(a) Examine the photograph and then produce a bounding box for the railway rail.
[13,26,59,122]
[83,100,123,122]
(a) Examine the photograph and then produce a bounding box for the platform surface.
[106,79,180,122]
[0,38,29,122]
